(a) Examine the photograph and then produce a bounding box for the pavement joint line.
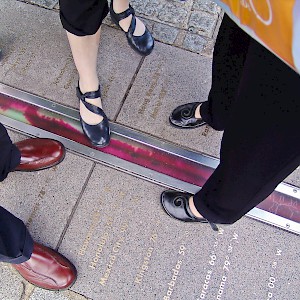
[55,163,96,251]
[113,57,145,121]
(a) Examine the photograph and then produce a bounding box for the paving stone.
[139,17,155,32]
[0,264,25,300]
[157,3,189,27]
[53,2,59,10]
[183,32,208,53]
[18,0,58,9]
[0,0,142,120]
[57,164,299,300]
[152,22,179,45]
[193,0,221,14]
[131,0,163,17]
[285,167,300,187]
[117,41,222,158]
[30,289,90,300]
[188,11,218,38]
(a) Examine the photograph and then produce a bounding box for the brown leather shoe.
[14,138,65,171]
[12,242,77,290]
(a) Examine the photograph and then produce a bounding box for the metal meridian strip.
[0,83,299,234]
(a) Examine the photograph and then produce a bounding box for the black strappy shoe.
[169,102,206,129]
[109,0,154,56]
[76,86,110,147]
[161,190,219,231]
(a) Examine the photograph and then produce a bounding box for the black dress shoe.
[76,86,110,147]
[109,0,154,56]
[161,190,219,231]
[169,102,206,129]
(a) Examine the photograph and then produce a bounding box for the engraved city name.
[138,64,162,116]
[163,244,186,300]
[134,246,154,284]
[78,211,101,256]
[99,222,128,286]
[215,232,239,300]
[89,216,113,270]
[266,248,282,300]
[199,227,225,299]
[134,218,161,285]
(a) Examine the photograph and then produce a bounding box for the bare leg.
[113,0,145,36]
[189,196,204,218]
[194,104,201,119]
[66,29,103,125]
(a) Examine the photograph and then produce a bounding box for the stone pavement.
[17,0,222,56]
[0,1,299,300]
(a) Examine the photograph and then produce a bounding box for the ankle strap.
[111,4,135,21]
[76,86,101,101]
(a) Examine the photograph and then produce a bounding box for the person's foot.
[109,0,154,56]
[169,102,206,129]
[77,85,110,147]
[78,81,104,125]
[160,190,219,231]
[14,138,65,171]
[12,242,77,290]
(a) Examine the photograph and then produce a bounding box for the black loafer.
[161,190,218,231]
[169,102,206,129]
[77,86,110,148]
[110,1,154,56]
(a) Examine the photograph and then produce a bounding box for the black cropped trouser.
[59,0,109,36]
[0,123,33,263]
[194,15,300,224]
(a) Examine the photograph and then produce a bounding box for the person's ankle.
[78,79,99,94]
[112,0,129,14]
[194,103,202,119]
[189,196,204,218]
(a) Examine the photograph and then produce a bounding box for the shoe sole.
[168,116,206,129]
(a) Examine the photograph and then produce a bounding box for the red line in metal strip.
[1,92,300,223]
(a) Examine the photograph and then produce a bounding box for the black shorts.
[59,0,109,36]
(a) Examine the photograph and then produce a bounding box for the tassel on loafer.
[77,86,110,148]
[161,190,219,231]
[169,102,206,129]
[109,0,154,56]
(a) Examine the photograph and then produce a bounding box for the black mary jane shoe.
[109,0,154,56]
[77,86,110,147]
[169,102,206,129]
[161,190,219,231]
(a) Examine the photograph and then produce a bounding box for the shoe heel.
[209,222,219,232]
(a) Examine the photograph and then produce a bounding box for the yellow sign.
[214,0,300,74]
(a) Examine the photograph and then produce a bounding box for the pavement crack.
[113,57,145,121]
[55,163,96,250]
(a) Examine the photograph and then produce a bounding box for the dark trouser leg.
[0,207,34,263]
[200,14,250,130]
[0,124,33,263]
[0,123,21,182]
[194,25,300,224]
[59,0,109,36]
